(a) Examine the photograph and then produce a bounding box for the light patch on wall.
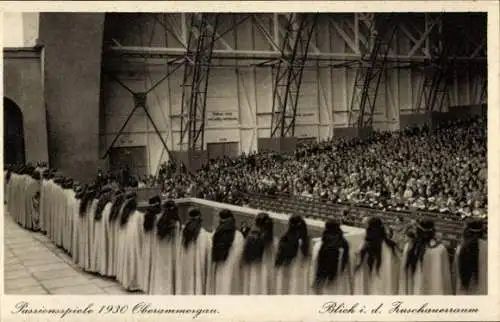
[2,12,39,47]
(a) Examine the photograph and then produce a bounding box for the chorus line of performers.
[5,166,487,295]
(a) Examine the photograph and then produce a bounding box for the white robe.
[24,176,39,230]
[47,180,57,243]
[352,242,400,295]
[54,184,65,247]
[71,197,82,266]
[39,179,49,233]
[206,231,245,295]
[310,239,353,295]
[241,238,278,295]
[138,216,160,294]
[454,239,487,295]
[116,210,144,291]
[92,203,112,276]
[149,223,182,295]
[107,211,120,277]
[62,189,75,253]
[275,240,311,295]
[86,199,99,272]
[399,242,453,295]
[175,228,212,295]
[16,175,28,227]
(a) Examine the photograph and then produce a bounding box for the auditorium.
[4,11,487,296]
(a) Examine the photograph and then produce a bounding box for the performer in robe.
[138,196,162,293]
[25,170,41,231]
[206,209,245,295]
[176,208,212,295]
[310,219,352,295]
[150,200,182,295]
[454,220,487,295]
[106,190,126,277]
[39,170,51,234]
[353,217,400,295]
[92,187,113,276]
[86,186,102,272]
[116,192,144,291]
[76,186,96,271]
[71,185,85,264]
[399,219,453,295]
[274,214,311,295]
[16,167,29,228]
[60,178,74,253]
[241,212,277,295]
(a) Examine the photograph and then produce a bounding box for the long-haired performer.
[241,212,277,295]
[353,217,400,295]
[275,215,311,295]
[454,220,487,295]
[311,219,352,295]
[399,219,453,295]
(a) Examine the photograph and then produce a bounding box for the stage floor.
[3,209,143,295]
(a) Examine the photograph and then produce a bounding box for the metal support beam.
[414,16,464,113]
[179,13,219,154]
[348,14,397,129]
[101,90,175,165]
[270,13,319,138]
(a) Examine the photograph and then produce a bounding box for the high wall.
[100,13,486,174]
[3,48,49,164]
[38,13,105,182]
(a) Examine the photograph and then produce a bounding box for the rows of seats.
[247,192,473,251]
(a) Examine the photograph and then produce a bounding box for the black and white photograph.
[2,2,498,320]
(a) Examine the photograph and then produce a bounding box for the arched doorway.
[4,97,26,165]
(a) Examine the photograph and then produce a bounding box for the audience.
[145,117,486,220]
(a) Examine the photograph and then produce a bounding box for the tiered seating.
[247,192,470,251]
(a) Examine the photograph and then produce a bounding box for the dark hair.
[212,209,237,263]
[404,219,436,276]
[79,188,96,217]
[94,189,113,221]
[314,219,350,288]
[144,196,162,232]
[275,215,309,267]
[356,217,398,273]
[182,208,203,249]
[109,192,125,222]
[6,168,12,183]
[242,213,274,264]
[458,220,485,290]
[156,200,180,240]
[120,197,137,227]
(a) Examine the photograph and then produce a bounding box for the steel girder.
[414,14,468,113]
[270,13,319,138]
[348,13,397,129]
[179,13,219,152]
[100,75,179,164]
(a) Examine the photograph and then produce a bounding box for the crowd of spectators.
[137,116,485,220]
[65,116,484,221]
